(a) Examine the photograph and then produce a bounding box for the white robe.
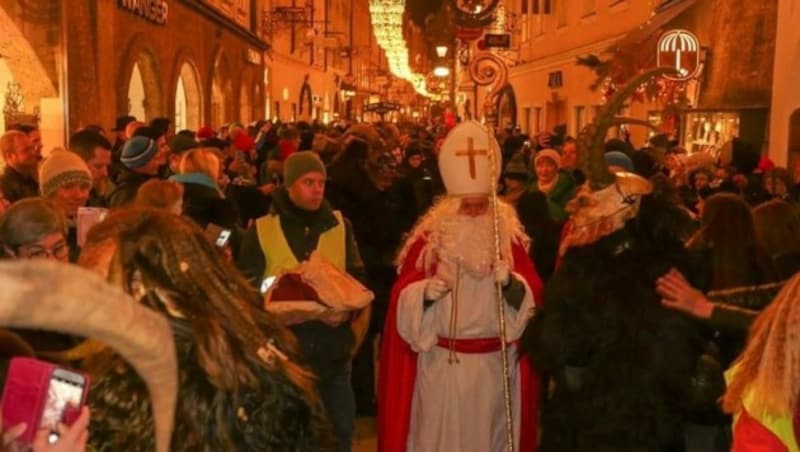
[396,271,536,452]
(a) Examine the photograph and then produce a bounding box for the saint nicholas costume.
[378,121,544,452]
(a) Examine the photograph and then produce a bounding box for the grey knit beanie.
[283,151,326,186]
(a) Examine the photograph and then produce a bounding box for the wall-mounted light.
[433,66,450,78]
[436,46,448,58]
[282,88,289,101]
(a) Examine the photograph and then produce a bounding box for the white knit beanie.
[38,150,92,198]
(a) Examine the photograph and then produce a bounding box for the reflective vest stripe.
[255,211,346,279]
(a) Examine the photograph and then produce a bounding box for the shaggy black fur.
[87,302,334,452]
[523,194,702,452]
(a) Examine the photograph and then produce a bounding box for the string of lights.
[368,0,435,98]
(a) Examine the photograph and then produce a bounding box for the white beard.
[434,213,495,284]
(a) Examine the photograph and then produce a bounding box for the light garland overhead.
[369,0,436,99]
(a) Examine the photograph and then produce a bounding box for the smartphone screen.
[41,369,85,438]
[216,229,232,247]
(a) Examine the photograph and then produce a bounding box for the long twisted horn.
[580,67,677,190]
[0,261,177,452]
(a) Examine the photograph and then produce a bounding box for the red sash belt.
[436,337,518,354]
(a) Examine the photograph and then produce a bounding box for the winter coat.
[1,166,38,203]
[529,170,577,223]
[107,167,157,208]
[237,188,366,379]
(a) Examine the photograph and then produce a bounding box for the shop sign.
[484,34,511,49]
[118,0,168,25]
[365,102,400,114]
[657,29,701,81]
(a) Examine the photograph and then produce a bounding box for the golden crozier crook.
[488,123,515,452]
[448,261,461,365]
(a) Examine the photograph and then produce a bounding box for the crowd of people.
[1,87,800,451]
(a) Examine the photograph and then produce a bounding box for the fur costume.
[81,210,333,451]
[523,69,702,452]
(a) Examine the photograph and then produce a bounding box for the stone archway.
[125,49,163,122]
[174,61,202,130]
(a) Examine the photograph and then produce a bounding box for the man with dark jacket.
[107,136,165,208]
[238,151,366,452]
[1,130,40,203]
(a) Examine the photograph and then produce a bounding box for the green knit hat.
[38,150,92,198]
[284,151,326,187]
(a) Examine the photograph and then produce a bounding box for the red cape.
[377,238,544,452]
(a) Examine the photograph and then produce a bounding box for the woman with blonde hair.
[169,147,240,236]
[723,273,800,451]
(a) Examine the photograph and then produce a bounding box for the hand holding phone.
[1,358,89,446]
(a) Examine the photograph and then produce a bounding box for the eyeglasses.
[18,241,70,260]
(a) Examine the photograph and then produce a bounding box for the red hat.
[757,156,775,173]
[234,133,256,151]
[196,126,216,140]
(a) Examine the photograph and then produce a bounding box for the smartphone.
[260,276,277,295]
[1,358,89,445]
[216,229,232,247]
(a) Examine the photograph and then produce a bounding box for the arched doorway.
[174,62,202,131]
[126,50,162,122]
[495,84,517,129]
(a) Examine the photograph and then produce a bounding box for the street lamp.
[433,65,450,77]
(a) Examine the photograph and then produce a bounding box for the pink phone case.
[1,357,89,444]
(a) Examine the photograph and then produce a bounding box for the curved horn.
[580,67,678,190]
[0,261,176,452]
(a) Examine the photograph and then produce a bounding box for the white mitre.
[438,120,502,196]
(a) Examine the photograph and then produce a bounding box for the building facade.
[769,0,800,168]
[459,0,777,152]
[1,0,413,152]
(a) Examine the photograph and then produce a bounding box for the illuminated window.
[128,63,146,121]
[175,76,187,131]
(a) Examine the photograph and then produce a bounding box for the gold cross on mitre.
[455,137,488,180]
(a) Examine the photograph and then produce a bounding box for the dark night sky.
[406,0,446,27]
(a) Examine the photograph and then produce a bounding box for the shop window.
[685,111,740,155]
[0,58,14,133]
[574,105,585,135]
[175,76,187,131]
[128,63,146,122]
